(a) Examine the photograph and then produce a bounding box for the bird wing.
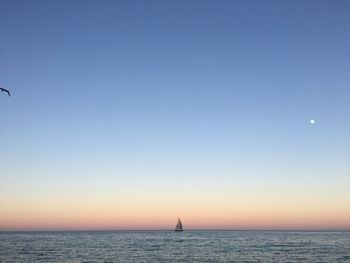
[0,87,11,96]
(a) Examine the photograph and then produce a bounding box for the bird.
[0,87,11,97]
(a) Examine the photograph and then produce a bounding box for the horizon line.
[1,228,350,232]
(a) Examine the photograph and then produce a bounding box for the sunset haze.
[1,0,349,231]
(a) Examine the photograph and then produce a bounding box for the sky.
[0,0,349,230]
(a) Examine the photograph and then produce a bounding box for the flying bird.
[0,87,10,97]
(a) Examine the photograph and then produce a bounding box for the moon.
[310,119,315,124]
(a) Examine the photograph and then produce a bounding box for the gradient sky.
[0,0,349,230]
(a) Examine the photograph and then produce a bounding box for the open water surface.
[0,231,349,262]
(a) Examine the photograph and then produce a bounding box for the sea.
[0,231,349,262]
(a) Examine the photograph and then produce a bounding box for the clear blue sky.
[0,0,349,230]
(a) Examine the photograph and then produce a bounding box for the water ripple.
[0,231,349,262]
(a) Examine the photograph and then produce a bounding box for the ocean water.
[0,231,349,262]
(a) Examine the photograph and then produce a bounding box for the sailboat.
[175,217,183,232]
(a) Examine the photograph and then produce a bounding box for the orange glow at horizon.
[1,197,350,231]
